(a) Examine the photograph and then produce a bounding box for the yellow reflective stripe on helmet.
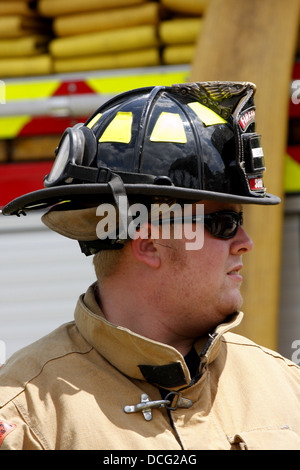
[150,112,187,143]
[99,111,132,143]
[86,112,102,129]
[188,102,227,126]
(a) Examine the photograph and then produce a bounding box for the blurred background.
[0,0,299,363]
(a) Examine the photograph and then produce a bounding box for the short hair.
[93,249,125,284]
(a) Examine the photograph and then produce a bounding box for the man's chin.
[224,295,243,317]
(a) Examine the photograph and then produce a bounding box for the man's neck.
[95,281,196,356]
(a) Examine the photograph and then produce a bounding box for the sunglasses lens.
[207,212,242,239]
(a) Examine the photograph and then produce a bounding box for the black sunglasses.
[201,210,243,239]
[166,210,243,239]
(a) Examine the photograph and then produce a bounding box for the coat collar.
[74,284,243,390]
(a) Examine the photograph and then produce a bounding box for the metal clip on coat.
[124,392,192,421]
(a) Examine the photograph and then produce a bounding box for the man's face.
[161,200,254,337]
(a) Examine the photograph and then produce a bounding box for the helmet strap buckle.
[96,166,112,183]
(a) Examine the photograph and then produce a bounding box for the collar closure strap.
[138,362,187,388]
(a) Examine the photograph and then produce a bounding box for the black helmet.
[2,81,279,219]
[3,81,280,255]
[3,82,280,254]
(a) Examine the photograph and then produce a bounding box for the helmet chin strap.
[77,172,133,256]
[68,163,134,242]
[108,172,133,244]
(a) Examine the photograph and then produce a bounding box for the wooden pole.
[190,0,300,349]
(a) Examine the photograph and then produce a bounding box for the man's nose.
[231,226,254,254]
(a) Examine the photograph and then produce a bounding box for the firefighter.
[1,82,300,450]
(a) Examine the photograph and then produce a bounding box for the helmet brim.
[2,182,280,216]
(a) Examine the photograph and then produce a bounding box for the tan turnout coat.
[1,284,300,450]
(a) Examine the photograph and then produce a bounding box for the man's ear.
[130,224,161,269]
